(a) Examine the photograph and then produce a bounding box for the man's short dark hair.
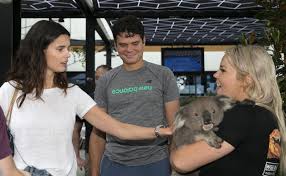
[112,15,144,43]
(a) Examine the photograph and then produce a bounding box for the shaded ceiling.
[21,0,267,45]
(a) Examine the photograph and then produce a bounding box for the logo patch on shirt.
[111,85,153,94]
[262,129,281,176]
[267,129,281,159]
[145,80,152,83]
[262,162,279,176]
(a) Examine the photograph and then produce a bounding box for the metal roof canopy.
[21,0,267,45]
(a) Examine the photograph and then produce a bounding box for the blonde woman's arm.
[170,140,234,173]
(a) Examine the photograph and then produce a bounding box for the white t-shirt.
[0,82,96,176]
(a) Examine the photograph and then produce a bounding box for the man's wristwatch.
[154,125,164,138]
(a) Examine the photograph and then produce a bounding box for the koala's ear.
[173,108,186,129]
[215,95,236,111]
[182,105,192,114]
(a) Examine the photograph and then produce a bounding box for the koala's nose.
[203,111,212,124]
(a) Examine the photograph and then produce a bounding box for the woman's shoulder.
[67,83,82,92]
[225,102,276,125]
[67,83,76,88]
[66,84,92,97]
[232,102,274,116]
[223,101,256,123]
[252,105,277,124]
[0,81,17,97]
[227,100,255,113]
[1,81,17,89]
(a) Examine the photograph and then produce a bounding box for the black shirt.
[200,104,280,176]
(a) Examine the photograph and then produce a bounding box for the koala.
[171,95,236,176]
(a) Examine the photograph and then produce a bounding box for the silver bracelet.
[154,125,164,138]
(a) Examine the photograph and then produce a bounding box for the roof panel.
[22,0,79,11]
[95,0,259,10]
[110,17,266,45]
[21,0,82,17]
[20,0,267,45]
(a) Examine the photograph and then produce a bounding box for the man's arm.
[165,99,180,151]
[0,155,29,176]
[72,119,86,169]
[89,107,106,176]
[165,100,180,126]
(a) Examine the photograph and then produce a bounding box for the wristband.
[154,125,164,138]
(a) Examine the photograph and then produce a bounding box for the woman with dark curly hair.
[0,20,171,176]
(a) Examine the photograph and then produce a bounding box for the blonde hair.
[225,45,286,174]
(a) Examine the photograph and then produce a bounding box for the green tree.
[256,0,286,108]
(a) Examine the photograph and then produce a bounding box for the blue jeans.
[100,156,171,176]
[24,166,52,176]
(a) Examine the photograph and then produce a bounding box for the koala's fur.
[171,95,236,176]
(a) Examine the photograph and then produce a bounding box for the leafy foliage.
[70,47,86,68]
[255,0,286,106]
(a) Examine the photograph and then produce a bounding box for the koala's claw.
[210,141,221,148]
[207,136,223,149]
[216,136,223,143]
[208,141,219,148]
[214,143,222,149]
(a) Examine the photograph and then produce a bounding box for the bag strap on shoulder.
[6,88,19,126]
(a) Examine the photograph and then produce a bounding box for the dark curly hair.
[112,15,144,44]
[7,20,70,107]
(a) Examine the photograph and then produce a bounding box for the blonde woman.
[171,45,286,176]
